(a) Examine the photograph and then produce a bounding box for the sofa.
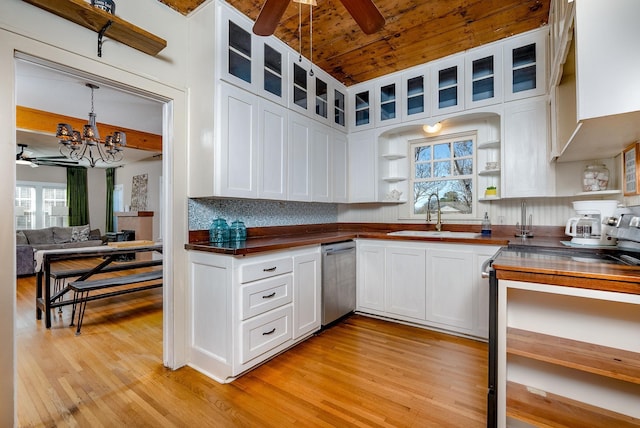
[16,225,103,276]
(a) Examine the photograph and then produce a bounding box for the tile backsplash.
[189,198,338,230]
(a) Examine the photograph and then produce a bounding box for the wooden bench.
[68,269,163,335]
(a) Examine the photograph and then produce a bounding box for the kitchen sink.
[387,230,481,239]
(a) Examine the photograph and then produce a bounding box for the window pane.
[229,21,251,57]
[407,76,423,96]
[513,43,536,68]
[414,146,431,162]
[229,51,251,83]
[454,158,473,175]
[454,140,473,157]
[264,44,281,74]
[293,64,307,89]
[415,163,431,179]
[439,66,457,88]
[434,161,450,177]
[413,182,441,214]
[264,70,282,96]
[434,143,450,160]
[355,91,369,109]
[380,84,395,102]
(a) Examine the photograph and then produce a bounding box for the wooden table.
[35,244,163,328]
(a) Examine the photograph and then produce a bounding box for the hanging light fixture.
[56,83,126,168]
[293,0,316,76]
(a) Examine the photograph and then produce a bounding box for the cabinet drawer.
[240,257,293,283]
[241,274,292,320]
[240,305,292,364]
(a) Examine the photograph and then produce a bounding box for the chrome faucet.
[426,193,442,231]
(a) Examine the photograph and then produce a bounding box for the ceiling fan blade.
[339,0,385,34]
[253,0,290,36]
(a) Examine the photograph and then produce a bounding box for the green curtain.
[105,167,116,232]
[66,166,89,226]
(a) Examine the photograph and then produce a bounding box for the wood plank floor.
[16,272,488,427]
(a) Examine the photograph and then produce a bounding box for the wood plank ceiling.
[158,0,550,86]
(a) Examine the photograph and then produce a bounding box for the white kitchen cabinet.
[350,82,374,131]
[216,82,258,198]
[385,246,426,320]
[259,39,289,105]
[348,129,377,202]
[426,247,474,331]
[503,28,547,102]
[331,131,349,203]
[332,86,348,131]
[258,99,288,200]
[375,76,402,127]
[356,239,499,339]
[498,279,640,426]
[356,241,385,312]
[465,45,503,109]
[311,123,331,202]
[292,248,321,339]
[288,111,312,201]
[401,66,430,122]
[431,54,465,116]
[187,246,321,383]
[502,96,555,198]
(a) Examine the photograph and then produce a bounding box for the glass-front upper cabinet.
[219,9,258,90]
[292,62,308,111]
[431,55,465,116]
[503,28,547,101]
[465,45,502,108]
[350,82,374,131]
[375,76,401,126]
[402,67,429,121]
[334,89,346,129]
[261,42,288,103]
[315,76,328,120]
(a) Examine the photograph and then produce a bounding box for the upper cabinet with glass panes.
[431,55,465,116]
[503,29,547,101]
[465,45,503,108]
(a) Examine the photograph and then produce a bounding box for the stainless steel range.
[605,205,640,252]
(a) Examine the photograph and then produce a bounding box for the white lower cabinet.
[385,246,426,320]
[187,246,320,383]
[357,239,500,339]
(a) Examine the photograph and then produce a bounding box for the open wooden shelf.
[22,0,167,56]
[507,381,640,427]
[507,327,640,384]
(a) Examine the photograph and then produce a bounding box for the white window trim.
[406,131,477,221]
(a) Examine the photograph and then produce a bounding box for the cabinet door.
[259,40,288,105]
[332,86,348,131]
[332,131,348,203]
[375,76,401,126]
[385,246,426,320]
[288,111,312,201]
[401,67,430,121]
[465,45,503,108]
[289,55,313,116]
[350,83,374,131]
[503,29,547,101]
[258,99,288,200]
[431,55,465,116]
[218,7,257,92]
[217,83,258,198]
[293,250,321,339]
[348,130,377,202]
[426,247,473,331]
[311,123,331,202]
[356,243,385,312]
[502,96,555,197]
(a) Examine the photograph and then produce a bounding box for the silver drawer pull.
[262,292,276,299]
[262,328,276,336]
[263,267,277,272]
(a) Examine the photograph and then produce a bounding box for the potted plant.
[484,186,497,197]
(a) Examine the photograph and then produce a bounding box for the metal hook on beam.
[97,20,113,57]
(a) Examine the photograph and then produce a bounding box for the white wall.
[0,1,190,425]
[117,159,163,239]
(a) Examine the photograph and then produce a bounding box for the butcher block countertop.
[185,222,640,293]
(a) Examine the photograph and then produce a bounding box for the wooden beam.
[16,106,162,152]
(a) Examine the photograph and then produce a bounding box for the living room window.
[16,182,67,230]
[409,133,476,219]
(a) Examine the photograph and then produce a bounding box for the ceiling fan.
[253,0,385,36]
[16,144,79,168]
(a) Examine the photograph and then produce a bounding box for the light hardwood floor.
[17,272,488,427]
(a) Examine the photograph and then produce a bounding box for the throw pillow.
[52,227,73,244]
[71,225,91,242]
[16,230,28,245]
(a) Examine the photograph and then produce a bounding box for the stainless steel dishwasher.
[321,240,356,327]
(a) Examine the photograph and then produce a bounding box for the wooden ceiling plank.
[16,106,162,152]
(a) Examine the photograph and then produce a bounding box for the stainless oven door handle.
[481,258,493,279]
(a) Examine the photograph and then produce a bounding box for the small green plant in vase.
[484,186,497,197]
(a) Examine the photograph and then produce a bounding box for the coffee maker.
[565,200,619,246]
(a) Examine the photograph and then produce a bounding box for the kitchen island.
[490,247,640,427]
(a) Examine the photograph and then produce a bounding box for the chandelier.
[56,83,126,168]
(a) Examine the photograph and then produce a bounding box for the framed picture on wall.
[623,142,639,195]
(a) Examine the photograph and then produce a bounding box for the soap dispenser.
[481,212,492,236]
